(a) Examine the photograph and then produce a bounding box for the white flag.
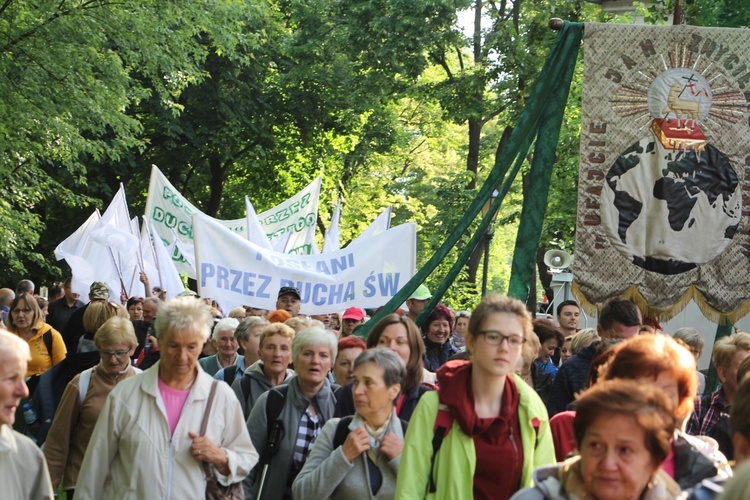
[321,201,341,253]
[245,196,273,250]
[351,206,392,245]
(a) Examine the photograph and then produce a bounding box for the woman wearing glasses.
[6,293,66,377]
[396,294,555,499]
[44,316,141,498]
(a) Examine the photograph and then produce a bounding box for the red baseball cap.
[342,307,365,321]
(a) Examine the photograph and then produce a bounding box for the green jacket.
[395,373,555,499]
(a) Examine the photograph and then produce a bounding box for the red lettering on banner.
[587,170,605,181]
[589,152,605,164]
[640,39,656,57]
[595,235,606,250]
[621,54,636,70]
[605,69,622,83]
[590,123,607,134]
[584,214,601,226]
[687,34,701,53]
[587,186,603,196]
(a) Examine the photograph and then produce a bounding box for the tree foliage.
[3,0,747,314]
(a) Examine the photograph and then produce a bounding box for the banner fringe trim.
[571,282,750,327]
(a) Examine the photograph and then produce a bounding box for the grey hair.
[455,310,471,320]
[292,326,338,362]
[235,316,269,343]
[212,317,240,341]
[144,297,162,308]
[673,327,704,351]
[0,329,30,360]
[154,297,213,343]
[354,348,406,388]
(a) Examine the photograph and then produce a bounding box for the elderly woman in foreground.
[0,330,54,498]
[246,326,338,500]
[76,297,257,498]
[44,317,141,497]
[512,379,681,499]
[293,348,406,499]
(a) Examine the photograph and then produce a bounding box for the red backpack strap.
[428,403,453,494]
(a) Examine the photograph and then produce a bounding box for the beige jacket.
[0,424,54,499]
[75,362,258,499]
[44,363,140,490]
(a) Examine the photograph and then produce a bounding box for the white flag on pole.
[321,201,341,253]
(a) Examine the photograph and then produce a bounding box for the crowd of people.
[1,277,749,499]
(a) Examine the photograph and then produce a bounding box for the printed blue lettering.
[216,266,229,289]
[242,272,256,297]
[256,275,272,298]
[330,255,350,274]
[200,263,215,287]
[363,274,376,298]
[312,283,327,306]
[343,281,355,301]
[230,269,243,293]
[316,261,331,275]
[378,273,400,296]
[328,283,343,304]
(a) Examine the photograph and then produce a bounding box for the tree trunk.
[206,158,225,217]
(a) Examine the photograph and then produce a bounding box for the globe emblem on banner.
[601,68,742,276]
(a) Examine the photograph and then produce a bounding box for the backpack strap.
[240,373,252,406]
[428,403,454,494]
[223,365,237,384]
[43,330,53,357]
[260,385,289,465]
[78,367,94,407]
[332,415,354,449]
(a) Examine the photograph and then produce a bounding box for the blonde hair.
[712,331,750,370]
[83,301,128,334]
[285,316,312,333]
[259,323,295,348]
[571,327,600,355]
[94,317,138,349]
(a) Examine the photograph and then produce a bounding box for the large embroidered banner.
[574,23,750,322]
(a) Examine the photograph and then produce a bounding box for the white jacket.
[75,362,258,499]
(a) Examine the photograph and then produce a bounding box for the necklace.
[182,376,197,391]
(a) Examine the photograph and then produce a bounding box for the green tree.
[0,0,252,283]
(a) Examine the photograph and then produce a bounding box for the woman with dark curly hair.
[421,304,459,372]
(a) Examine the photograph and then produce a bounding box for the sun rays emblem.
[610,47,747,155]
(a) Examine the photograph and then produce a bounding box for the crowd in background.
[1,276,749,499]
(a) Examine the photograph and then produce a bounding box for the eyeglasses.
[11,308,33,314]
[99,349,131,359]
[476,331,527,347]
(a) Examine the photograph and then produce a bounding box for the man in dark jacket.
[546,298,641,416]
[46,278,84,333]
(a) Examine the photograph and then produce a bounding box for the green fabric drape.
[355,22,583,339]
[506,48,579,301]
